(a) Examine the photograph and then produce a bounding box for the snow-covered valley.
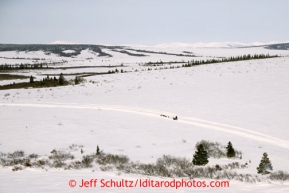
[1,45,289,192]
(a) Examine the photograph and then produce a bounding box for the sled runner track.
[112,105,289,148]
[2,102,289,149]
[180,116,289,146]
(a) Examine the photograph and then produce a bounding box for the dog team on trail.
[160,114,178,120]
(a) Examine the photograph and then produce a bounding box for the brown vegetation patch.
[0,74,29,80]
[0,80,61,90]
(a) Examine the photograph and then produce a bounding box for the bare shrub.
[28,154,38,159]
[2,157,25,166]
[215,164,222,171]
[227,162,240,169]
[100,165,114,171]
[48,150,74,161]
[96,153,129,166]
[33,159,47,167]
[69,144,82,151]
[82,155,93,168]
[0,152,27,166]
[155,163,171,177]
[0,157,7,165]
[52,160,66,168]
[269,171,289,182]
[12,165,23,171]
[7,150,24,159]
[49,150,74,168]
[0,152,6,157]
[91,151,255,182]
[0,146,262,183]
[64,165,73,170]
[74,76,86,85]
[70,161,82,169]
[23,158,32,167]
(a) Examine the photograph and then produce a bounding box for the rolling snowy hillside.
[1,44,289,192]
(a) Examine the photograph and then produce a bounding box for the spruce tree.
[226,141,236,158]
[257,152,273,175]
[58,73,65,85]
[96,145,100,155]
[29,75,34,83]
[74,76,79,85]
[192,144,209,166]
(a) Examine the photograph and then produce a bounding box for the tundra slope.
[1,46,289,192]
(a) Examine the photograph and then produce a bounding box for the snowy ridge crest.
[152,41,289,48]
[50,40,78,45]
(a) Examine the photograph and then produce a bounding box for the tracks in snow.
[2,102,289,149]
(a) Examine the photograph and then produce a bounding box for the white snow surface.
[1,46,289,192]
[50,40,78,44]
[62,50,76,54]
[132,41,289,48]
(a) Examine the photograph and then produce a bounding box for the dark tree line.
[127,48,196,57]
[0,56,45,60]
[182,54,278,68]
[0,63,47,71]
[266,43,289,50]
[0,44,112,57]
[111,49,147,57]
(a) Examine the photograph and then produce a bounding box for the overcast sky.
[0,0,288,45]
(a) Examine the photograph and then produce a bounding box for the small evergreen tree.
[226,141,236,158]
[96,145,100,155]
[58,73,65,85]
[192,144,209,165]
[257,152,273,175]
[74,76,79,85]
[29,75,34,83]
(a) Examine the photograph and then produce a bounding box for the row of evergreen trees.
[29,73,84,86]
[0,44,112,57]
[0,63,47,71]
[108,69,125,74]
[182,54,278,68]
[29,73,65,86]
[0,56,45,60]
[192,141,273,175]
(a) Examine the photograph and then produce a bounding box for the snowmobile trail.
[2,102,289,149]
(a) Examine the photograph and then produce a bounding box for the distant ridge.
[16,40,289,49]
[50,40,78,44]
[152,41,289,48]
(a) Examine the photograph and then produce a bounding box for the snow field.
[1,46,289,192]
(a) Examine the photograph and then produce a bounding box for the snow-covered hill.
[151,41,289,48]
[1,45,289,192]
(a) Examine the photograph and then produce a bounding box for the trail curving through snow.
[2,102,289,149]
